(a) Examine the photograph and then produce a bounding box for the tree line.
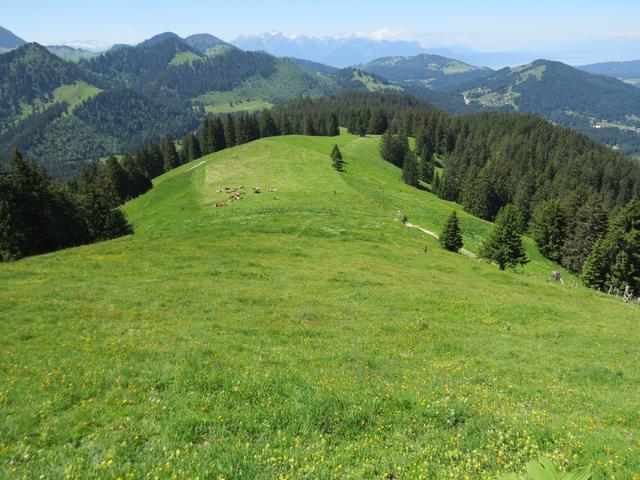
[282,92,640,286]
[0,105,344,261]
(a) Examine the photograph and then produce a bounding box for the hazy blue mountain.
[424,46,536,69]
[580,60,640,87]
[232,32,426,67]
[358,54,493,89]
[0,25,26,50]
[287,57,340,75]
[47,45,100,62]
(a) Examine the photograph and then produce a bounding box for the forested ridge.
[0,37,386,177]
[275,92,640,287]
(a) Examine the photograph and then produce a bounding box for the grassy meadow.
[1,132,639,479]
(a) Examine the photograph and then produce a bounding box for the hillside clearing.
[1,132,638,479]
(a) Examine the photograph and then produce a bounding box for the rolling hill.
[1,131,638,478]
[358,54,494,89]
[580,59,640,87]
[456,59,640,155]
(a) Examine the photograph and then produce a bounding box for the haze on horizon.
[4,0,640,65]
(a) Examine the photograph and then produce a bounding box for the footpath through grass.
[1,132,638,479]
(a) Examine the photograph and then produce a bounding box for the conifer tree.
[432,171,443,196]
[480,204,529,270]
[162,137,181,171]
[280,113,293,135]
[581,238,609,289]
[368,109,388,134]
[260,110,280,137]
[561,196,608,274]
[212,117,227,151]
[402,149,420,187]
[531,200,567,262]
[461,166,497,220]
[440,211,463,252]
[379,131,408,168]
[420,145,435,183]
[224,114,236,147]
[105,154,130,203]
[122,153,152,198]
[327,113,340,136]
[303,116,316,136]
[331,145,344,172]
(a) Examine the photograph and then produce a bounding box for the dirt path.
[186,160,207,172]
[405,222,477,258]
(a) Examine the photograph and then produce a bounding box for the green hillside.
[1,132,638,479]
[457,59,640,155]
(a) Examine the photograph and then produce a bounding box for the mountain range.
[0,31,395,177]
[580,60,640,87]
[453,60,640,155]
[232,32,426,68]
[2,23,640,170]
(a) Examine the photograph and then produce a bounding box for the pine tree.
[461,166,497,220]
[105,154,130,203]
[162,137,181,171]
[71,163,132,242]
[440,211,463,252]
[331,145,344,172]
[368,109,388,134]
[280,113,293,135]
[561,196,608,274]
[480,204,529,270]
[303,116,316,136]
[260,110,280,137]
[379,131,408,168]
[122,153,152,198]
[224,114,236,147]
[327,113,340,136]
[582,238,609,289]
[420,145,435,183]
[212,117,227,152]
[531,199,567,262]
[402,149,420,187]
[432,171,443,196]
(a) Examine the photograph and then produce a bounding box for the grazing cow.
[549,271,564,285]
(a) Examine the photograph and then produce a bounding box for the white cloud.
[356,27,411,42]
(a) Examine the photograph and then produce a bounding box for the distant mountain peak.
[0,25,27,49]
[137,32,183,48]
[232,32,427,68]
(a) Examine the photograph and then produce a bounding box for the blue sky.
[4,0,640,55]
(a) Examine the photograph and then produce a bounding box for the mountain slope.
[0,43,86,129]
[457,59,640,154]
[1,132,638,478]
[358,53,493,89]
[0,42,197,177]
[232,32,427,67]
[0,25,26,50]
[47,45,100,62]
[580,59,640,87]
[184,33,234,55]
[0,33,406,176]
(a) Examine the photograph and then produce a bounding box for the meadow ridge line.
[404,221,477,258]
[186,160,207,172]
